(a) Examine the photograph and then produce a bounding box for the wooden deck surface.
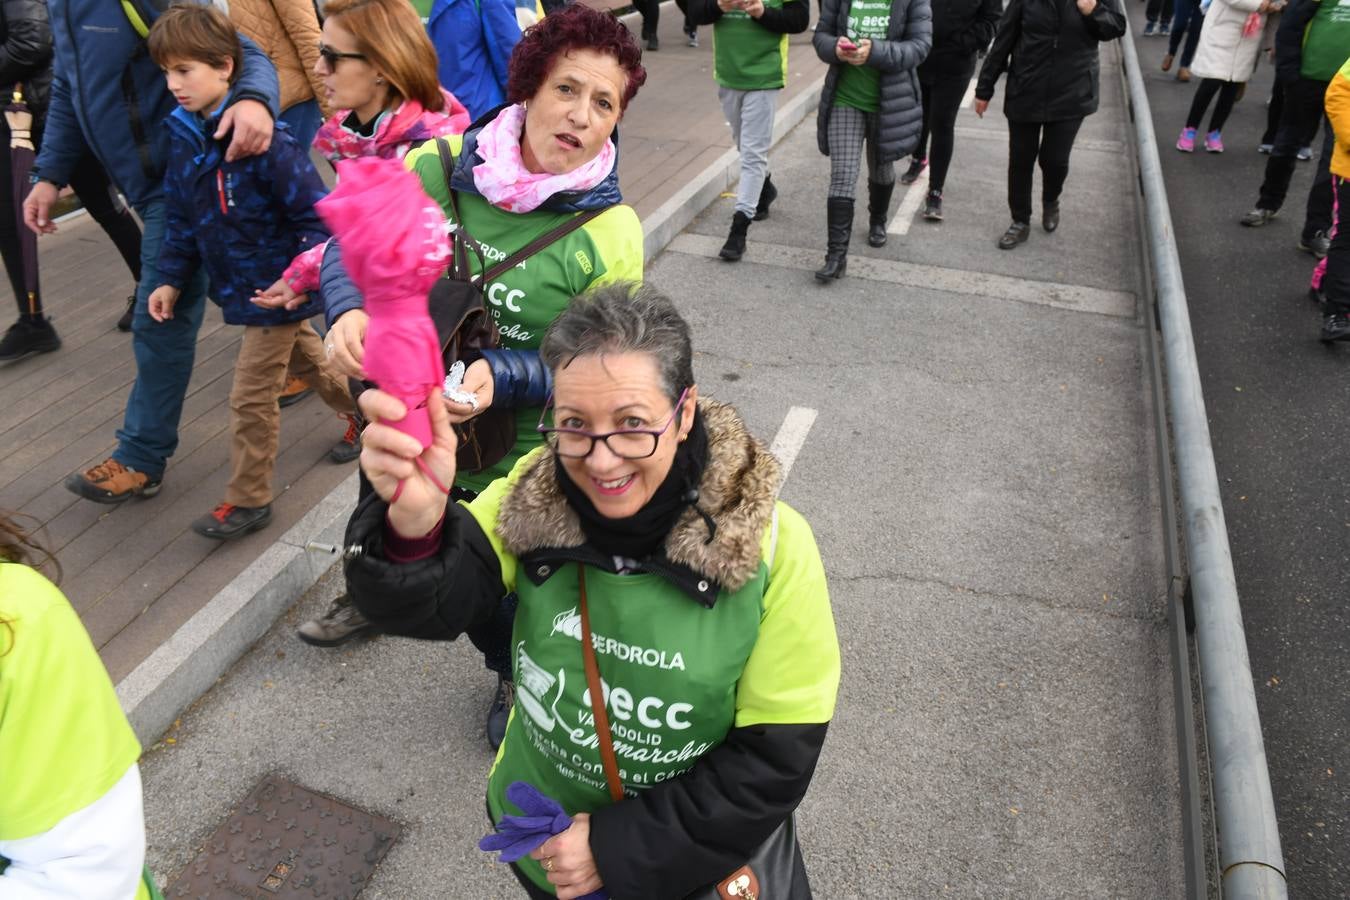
[0,21,823,684]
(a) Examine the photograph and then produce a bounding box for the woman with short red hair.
[308,4,650,754]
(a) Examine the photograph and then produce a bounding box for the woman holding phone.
[811,0,932,281]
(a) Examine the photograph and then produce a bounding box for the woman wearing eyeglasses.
[346,283,840,899]
[253,0,469,467]
[256,0,470,310]
[294,4,648,750]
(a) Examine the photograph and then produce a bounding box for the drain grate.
[164,774,401,899]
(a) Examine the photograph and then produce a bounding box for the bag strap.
[432,137,606,283]
[435,138,479,281]
[578,567,626,803]
[481,206,603,283]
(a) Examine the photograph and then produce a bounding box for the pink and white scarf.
[471,103,616,213]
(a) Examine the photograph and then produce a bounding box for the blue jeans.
[114,198,209,478]
[280,99,323,153]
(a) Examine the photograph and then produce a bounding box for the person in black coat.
[973,0,1125,249]
[0,0,143,362]
[899,0,1001,221]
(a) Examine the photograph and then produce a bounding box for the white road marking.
[667,232,1137,318]
[887,165,929,236]
[769,407,818,483]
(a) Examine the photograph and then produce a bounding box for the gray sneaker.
[296,594,372,647]
[1298,230,1330,258]
[1239,207,1278,227]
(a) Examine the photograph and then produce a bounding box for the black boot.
[754,174,778,221]
[1043,201,1060,233]
[719,211,752,261]
[815,197,853,283]
[867,181,894,247]
[0,316,60,362]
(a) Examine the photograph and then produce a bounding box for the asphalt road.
[1131,14,1349,897]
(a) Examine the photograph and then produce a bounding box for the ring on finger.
[541,856,554,872]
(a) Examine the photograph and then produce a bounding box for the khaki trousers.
[227,320,353,507]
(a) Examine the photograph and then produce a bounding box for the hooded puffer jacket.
[157,100,328,326]
[1188,0,1272,83]
[814,0,933,163]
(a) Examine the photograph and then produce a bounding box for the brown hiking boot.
[296,594,372,647]
[64,458,162,503]
[278,374,313,408]
[328,414,361,464]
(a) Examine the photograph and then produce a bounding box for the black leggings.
[1184,78,1239,133]
[1006,117,1084,224]
[913,70,974,193]
[634,0,659,37]
[0,118,142,320]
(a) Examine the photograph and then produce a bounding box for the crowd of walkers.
[1154,0,1350,341]
[0,0,1347,895]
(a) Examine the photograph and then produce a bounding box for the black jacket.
[975,0,1125,123]
[920,0,1002,81]
[343,401,835,899]
[0,0,51,119]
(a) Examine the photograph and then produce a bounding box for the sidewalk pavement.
[139,34,1187,898]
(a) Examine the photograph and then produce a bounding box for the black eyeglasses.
[537,388,689,460]
[318,43,366,68]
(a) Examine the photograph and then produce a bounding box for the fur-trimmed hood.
[496,399,782,594]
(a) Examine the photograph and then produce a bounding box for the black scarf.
[555,408,711,561]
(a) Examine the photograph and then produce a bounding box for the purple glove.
[479,781,608,899]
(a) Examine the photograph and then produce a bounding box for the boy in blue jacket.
[28,0,281,507]
[145,3,355,540]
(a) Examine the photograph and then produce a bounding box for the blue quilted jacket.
[156,99,329,326]
[32,0,278,208]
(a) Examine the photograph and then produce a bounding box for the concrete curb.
[115,73,825,747]
[117,475,357,744]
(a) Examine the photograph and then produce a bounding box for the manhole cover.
[164,774,401,899]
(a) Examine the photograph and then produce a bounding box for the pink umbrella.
[317,157,450,449]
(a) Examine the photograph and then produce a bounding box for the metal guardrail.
[1118,19,1288,900]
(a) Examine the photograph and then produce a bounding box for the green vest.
[834,0,891,112]
[403,138,644,494]
[467,447,840,894]
[713,1,791,91]
[1301,0,1350,81]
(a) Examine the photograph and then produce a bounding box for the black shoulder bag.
[431,138,602,474]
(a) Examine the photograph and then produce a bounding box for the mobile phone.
[838,37,858,52]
